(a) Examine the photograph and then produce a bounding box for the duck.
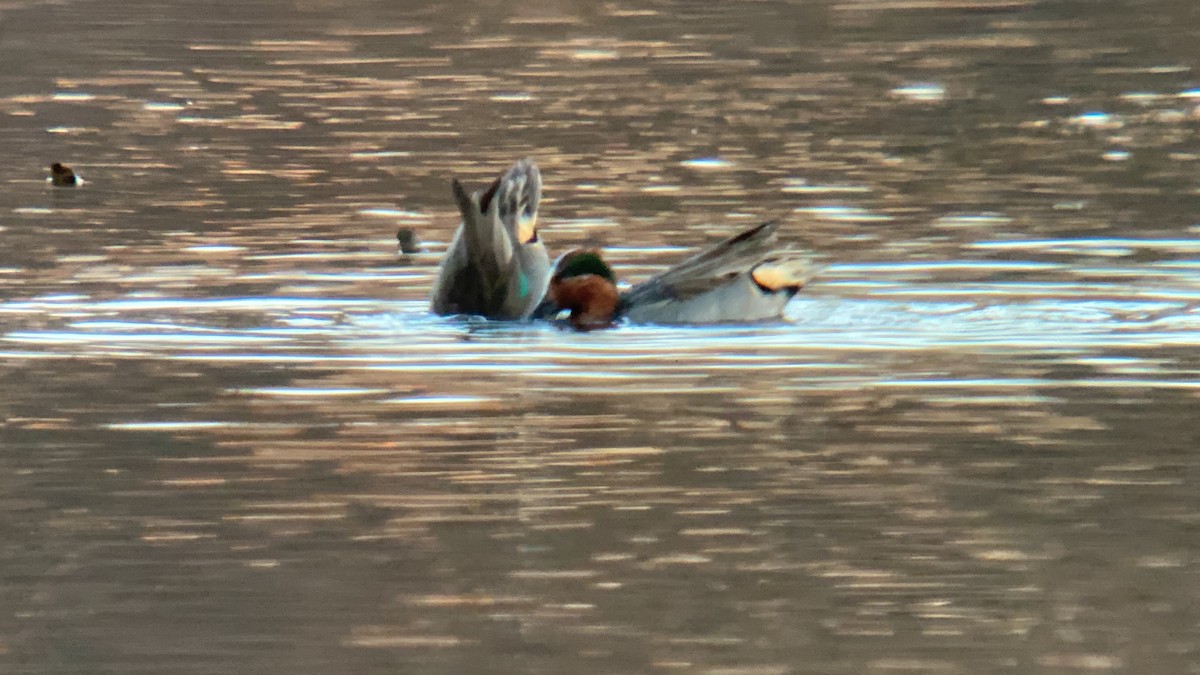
[538,221,817,329]
[49,162,79,187]
[396,227,420,255]
[429,158,551,320]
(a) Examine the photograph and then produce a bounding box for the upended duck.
[537,221,818,329]
[429,158,550,320]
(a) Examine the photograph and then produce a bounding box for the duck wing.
[620,221,781,307]
[451,158,539,268]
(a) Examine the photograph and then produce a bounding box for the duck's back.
[623,276,793,324]
[620,222,799,324]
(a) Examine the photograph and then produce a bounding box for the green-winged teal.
[429,158,550,320]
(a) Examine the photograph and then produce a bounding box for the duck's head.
[49,162,77,186]
[547,248,619,330]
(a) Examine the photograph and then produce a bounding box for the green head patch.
[555,250,615,283]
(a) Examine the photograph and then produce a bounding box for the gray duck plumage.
[429,158,551,320]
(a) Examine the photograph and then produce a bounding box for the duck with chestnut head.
[545,249,621,330]
[429,158,550,320]
[539,221,817,329]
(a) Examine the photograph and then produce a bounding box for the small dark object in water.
[49,162,78,187]
[396,227,420,254]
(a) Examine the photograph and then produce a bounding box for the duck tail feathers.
[451,157,541,254]
[450,174,513,268]
[751,253,821,293]
[484,158,539,215]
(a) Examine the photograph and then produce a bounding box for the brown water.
[2,0,1200,673]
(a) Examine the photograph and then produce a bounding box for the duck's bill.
[529,297,562,320]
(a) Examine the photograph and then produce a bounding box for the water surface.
[2,0,1200,672]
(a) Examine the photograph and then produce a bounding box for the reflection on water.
[3,0,1200,672]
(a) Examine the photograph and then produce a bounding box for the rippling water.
[3,0,1200,672]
